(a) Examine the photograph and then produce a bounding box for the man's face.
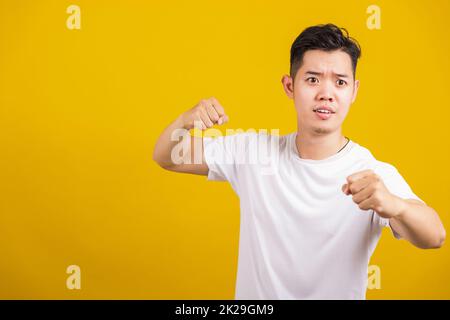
[282,49,360,136]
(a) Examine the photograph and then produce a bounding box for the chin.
[312,127,333,135]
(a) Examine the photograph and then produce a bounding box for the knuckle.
[373,193,381,202]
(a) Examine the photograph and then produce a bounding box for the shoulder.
[203,131,294,167]
[373,160,398,176]
[204,130,292,150]
[349,142,398,174]
[349,141,377,162]
[346,143,406,187]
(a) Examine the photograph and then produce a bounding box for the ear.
[281,74,294,99]
[351,79,360,103]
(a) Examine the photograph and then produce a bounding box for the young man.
[153,24,446,299]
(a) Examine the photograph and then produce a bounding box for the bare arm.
[390,199,446,249]
[152,97,228,175]
[343,169,446,249]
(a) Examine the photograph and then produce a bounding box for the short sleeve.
[373,162,426,239]
[203,133,258,193]
[373,212,402,239]
[203,135,237,182]
[375,162,425,204]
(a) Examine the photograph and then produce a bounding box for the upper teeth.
[316,109,331,114]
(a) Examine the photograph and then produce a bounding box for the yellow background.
[0,0,449,299]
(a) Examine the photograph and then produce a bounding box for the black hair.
[290,23,361,80]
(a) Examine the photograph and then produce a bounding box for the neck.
[295,129,348,160]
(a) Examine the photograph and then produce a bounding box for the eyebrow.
[305,71,349,78]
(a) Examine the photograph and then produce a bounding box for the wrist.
[175,113,189,130]
[391,195,408,219]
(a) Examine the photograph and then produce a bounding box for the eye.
[337,79,347,86]
[306,77,319,84]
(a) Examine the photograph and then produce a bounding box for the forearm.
[152,115,190,168]
[152,97,228,173]
[390,197,446,249]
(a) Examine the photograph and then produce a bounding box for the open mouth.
[313,108,335,120]
[313,108,335,114]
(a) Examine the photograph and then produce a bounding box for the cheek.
[338,87,355,101]
[337,107,350,120]
[334,101,351,123]
[294,84,316,106]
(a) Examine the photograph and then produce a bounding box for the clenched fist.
[180,97,229,130]
[342,169,404,219]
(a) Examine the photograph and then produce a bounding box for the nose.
[319,94,334,103]
[317,82,335,103]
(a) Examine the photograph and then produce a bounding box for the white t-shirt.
[203,132,424,300]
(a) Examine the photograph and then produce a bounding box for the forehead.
[299,49,353,75]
